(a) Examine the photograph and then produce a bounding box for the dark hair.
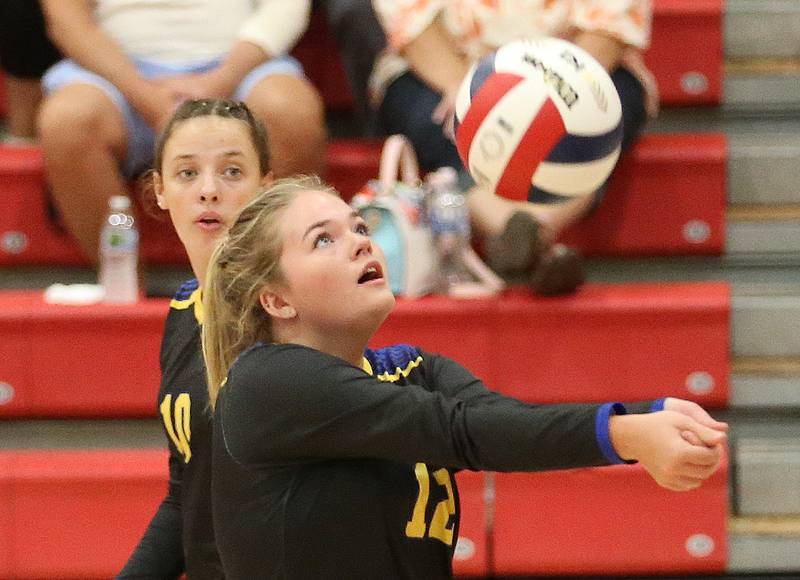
[154,99,270,175]
[139,99,271,218]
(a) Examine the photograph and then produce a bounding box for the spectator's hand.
[609,411,726,492]
[663,397,728,446]
[432,87,459,142]
[157,71,233,101]
[134,80,184,132]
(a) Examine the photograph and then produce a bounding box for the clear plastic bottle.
[425,167,472,294]
[99,195,139,303]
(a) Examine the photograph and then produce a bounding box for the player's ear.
[153,172,167,210]
[260,171,274,187]
[259,287,296,320]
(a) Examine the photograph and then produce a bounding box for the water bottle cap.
[109,195,131,211]
[427,166,458,190]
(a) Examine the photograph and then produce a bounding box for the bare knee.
[38,86,125,156]
[246,76,327,176]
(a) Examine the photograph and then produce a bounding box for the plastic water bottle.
[425,167,472,293]
[99,195,139,303]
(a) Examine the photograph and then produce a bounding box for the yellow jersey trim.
[375,356,423,382]
[170,287,203,325]
[362,357,373,376]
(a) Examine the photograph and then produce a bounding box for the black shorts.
[0,0,61,78]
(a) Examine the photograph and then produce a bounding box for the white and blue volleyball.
[454,37,623,203]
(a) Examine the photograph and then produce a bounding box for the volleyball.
[454,37,623,203]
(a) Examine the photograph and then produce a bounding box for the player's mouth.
[357,261,384,285]
[196,212,224,232]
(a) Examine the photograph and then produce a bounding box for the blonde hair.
[202,175,337,408]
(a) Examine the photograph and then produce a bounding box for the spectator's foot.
[484,211,547,274]
[529,244,585,296]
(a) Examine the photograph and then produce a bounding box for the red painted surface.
[0,450,167,579]
[0,291,167,417]
[648,0,723,106]
[0,450,726,578]
[374,283,730,408]
[0,133,726,266]
[0,282,729,418]
[560,133,727,256]
[493,457,728,575]
[452,471,488,578]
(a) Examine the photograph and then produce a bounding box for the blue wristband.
[596,402,636,465]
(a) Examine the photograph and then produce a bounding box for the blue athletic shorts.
[42,55,305,178]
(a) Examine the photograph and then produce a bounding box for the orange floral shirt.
[371,0,657,114]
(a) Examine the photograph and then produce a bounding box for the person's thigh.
[237,56,326,176]
[379,72,463,172]
[611,67,647,153]
[42,59,152,177]
[234,55,306,101]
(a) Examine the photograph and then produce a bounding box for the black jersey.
[212,342,627,580]
[119,279,224,580]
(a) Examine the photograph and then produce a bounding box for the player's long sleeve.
[116,454,185,579]
[419,348,663,416]
[219,343,624,472]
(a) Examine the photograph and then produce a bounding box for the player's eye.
[313,232,334,249]
[355,221,370,236]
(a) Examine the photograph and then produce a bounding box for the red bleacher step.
[648,0,723,106]
[0,282,730,419]
[0,450,725,579]
[0,133,726,267]
[493,459,728,576]
[374,283,730,407]
[0,450,167,579]
[0,450,483,579]
[559,133,727,256]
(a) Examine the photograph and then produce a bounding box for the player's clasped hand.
[609,409,727,492]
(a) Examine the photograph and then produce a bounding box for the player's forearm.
[41,0,152,107]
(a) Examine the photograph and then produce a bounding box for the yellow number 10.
[405,463,456,545]
[160,393,192,463]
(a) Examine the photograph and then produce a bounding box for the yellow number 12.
[405,463,456,545]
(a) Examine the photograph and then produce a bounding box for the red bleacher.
[647,0,723,106]
[0,450,727,579]
[0,282,729,419]
[492,460,728,576]
[0,133,726,267]
[0,3,729,578]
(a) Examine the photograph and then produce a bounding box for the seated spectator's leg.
[38,64,133,261]
[381,71,586,293]
[324,0,386,136]
[379,71,463,171]
[614,67,647,155]
[3,75,43,141]
[587,66,648,210]
[0,0,61,141]
[237,57,326,178]
[470,66,648,242]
